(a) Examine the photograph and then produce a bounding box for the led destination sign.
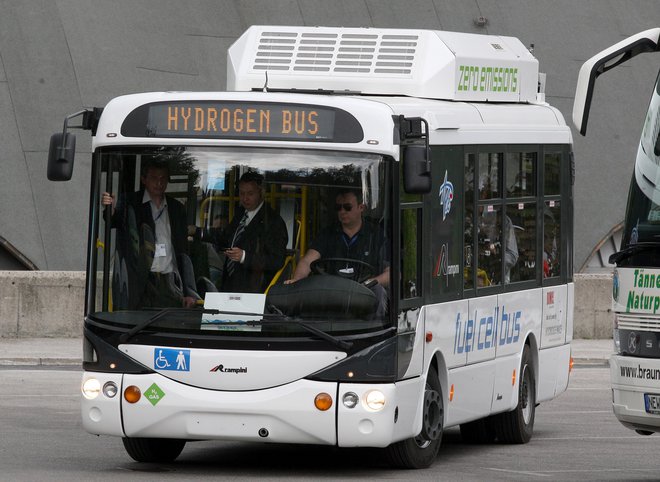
[121,101,364,143]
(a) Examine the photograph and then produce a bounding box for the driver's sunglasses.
[335,203,353,212]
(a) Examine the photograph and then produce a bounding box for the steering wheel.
[310,257,376,283]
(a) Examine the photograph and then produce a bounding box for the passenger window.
[401,208,421,298]
[478,152,503,199]
[544,201,561,278]
[506,152,536,197]
[477,204,502,287]
[506,202,536,283]
[544,153,561,196]
[464,153,475,290]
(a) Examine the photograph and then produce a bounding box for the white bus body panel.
[541,285,568,348]
[423,286,570,428]
[81,372,124,436]
[611,355,660,432]
[119,345,345,391]
[120,374,337,444]
[338,377,425,447]
[537,343,571,403]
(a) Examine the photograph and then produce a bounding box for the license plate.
[644,393,660,414]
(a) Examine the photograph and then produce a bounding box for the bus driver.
[286,189,389,317]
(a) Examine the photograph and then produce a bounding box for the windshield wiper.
[119,307,220,343]
[609,241,660,264]
[266,304,353,351]
[119,306,352,351]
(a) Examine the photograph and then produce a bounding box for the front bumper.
[610,354,660,433]
[81,371,423,447]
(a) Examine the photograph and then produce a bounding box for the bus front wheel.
[122,437,186,463]
[385,365,443,469]
[493,345,535,443]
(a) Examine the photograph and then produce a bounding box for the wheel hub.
[420,388,443,441]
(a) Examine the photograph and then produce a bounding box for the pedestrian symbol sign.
[153,347,190,371]
[146,383,165,406]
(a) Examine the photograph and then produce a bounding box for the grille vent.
[618,313,660,332]
[253,31,418,75]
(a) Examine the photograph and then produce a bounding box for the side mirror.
[47,132,76,181]
[402,144,431,194]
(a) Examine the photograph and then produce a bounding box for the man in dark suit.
[102,160,197,309]
[218,171,288,293]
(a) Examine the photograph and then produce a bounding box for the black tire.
[385,365,443,469]
[460,416,497,444]
[493,345,535,444]
[122,437,186,463]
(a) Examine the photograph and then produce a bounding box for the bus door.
[425,146,468,369]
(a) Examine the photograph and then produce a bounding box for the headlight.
[82,378,101,400]
[342,392,359,409]
[102,381,118,398]
[364,390,386,411]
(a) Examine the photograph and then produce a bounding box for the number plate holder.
[644,393,660,414]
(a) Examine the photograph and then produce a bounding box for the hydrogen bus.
[48,26,573,468]
[573,28,660,435]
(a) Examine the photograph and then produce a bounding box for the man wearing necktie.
[102,160,197,309]
[219,171,288,293]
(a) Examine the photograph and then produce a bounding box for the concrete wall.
[0,271,85,338]
[0,271,612,339]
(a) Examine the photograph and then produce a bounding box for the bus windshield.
[91,146,392,340]
[617,73,660,266]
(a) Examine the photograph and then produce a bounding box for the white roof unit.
[228,26,540,103]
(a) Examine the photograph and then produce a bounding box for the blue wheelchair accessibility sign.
[154,348,190,371]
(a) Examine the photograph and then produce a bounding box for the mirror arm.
[61,110,89,139]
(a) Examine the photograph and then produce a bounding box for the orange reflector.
[569,356,574,373]
[124,385,141,403]
[425,331,433,343]
[512,369,517,386]
[449,384,454,402]
[314,392,333,411]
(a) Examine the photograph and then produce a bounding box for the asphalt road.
[2,365,659,481]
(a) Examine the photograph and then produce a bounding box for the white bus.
[573,28,660,435]
[49,26,573,468]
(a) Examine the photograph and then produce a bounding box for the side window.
[507,202,536,282]
[463,146,561,291]
[401,207,421,298]
[544,200,561,278]
[477,152,503,287]
[478,204,503,286]
[544,152,561,195]
[505,151,537,284]
[464,153,475,290]
[543,152,563,279]
[506,152,536,197]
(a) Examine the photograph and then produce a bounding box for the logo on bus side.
[439,171,454,221]
[453,306,521,354]
[434,243,460,282]
[210,363,248,374]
